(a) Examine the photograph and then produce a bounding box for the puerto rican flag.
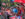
[9,16,15,19]
[12,0,25,3]
[14,0,22,3]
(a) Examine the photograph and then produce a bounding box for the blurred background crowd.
[0,0,25,19]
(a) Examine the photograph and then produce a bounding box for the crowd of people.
[0,0,25,19]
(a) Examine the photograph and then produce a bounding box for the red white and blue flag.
[12,0,25,3]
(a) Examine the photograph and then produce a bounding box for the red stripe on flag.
[14,0,25,3]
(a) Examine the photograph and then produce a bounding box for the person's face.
[8,10,11,14]
[8,10,11,13]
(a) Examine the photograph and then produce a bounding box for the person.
[8,9,12,15]
[3,10,8,19]
[1,12,5,19]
